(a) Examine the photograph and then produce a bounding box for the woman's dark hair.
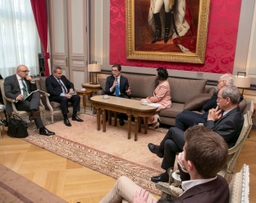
[156,67,168,81]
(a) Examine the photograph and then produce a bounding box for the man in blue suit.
[104,64,131,126]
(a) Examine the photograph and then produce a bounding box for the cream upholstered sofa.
[98,73,216,126]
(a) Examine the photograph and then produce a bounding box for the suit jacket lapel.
[13,75,21,92]
[215,107,238,125]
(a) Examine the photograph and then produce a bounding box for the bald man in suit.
[4,64,55,136]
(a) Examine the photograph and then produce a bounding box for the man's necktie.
[115,78,119,97]
[20,79,28,98]
[58,79,67,94]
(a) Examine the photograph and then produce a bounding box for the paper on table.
[147,103,161,108]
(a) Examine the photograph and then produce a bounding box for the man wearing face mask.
[104,64,131,126]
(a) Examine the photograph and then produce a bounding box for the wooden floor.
[0,127,256,203]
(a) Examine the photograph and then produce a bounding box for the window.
[0,0,40,78]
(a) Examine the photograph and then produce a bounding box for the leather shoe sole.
[64,119,72,127]
[151,173,169,183]
[72,116,83,122]
[148,143,163,158]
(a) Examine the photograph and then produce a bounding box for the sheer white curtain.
[0,0,40,78]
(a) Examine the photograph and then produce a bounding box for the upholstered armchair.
[229,164,250,203]
[0,79,45,122]
[218,110,253,181]
[35,77,73,123]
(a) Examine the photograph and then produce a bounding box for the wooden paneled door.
[48,0,88,89]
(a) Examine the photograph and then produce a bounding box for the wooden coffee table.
[90,95,157,141]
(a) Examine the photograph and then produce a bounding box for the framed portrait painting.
[126,0,211,64]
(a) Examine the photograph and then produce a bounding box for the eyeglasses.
[20,70,30,73]
[112,69,119,72]
[217,96,228,100]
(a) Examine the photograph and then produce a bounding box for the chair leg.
[51,114,54,124]
[43,111,46,125]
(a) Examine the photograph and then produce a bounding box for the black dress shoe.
[151,172,169,183]
[72,116,83,122]
[39,127,55,136]
[29,110,40,121]
[64,118,72,126]
[148,143,163,158]
[119,119,125,126]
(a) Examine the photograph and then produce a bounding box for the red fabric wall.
[110,0,242,74]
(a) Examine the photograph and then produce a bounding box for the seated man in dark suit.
[100,126,229,203]
[45,66,83,127]
[104,64,131,126]
[4,64,55,136]
[148,85,244,183]
[175,73,234,131]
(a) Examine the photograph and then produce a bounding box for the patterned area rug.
[23,112,169,195]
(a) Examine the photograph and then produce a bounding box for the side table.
[81,83,101,94]
[76,90,93,113]
[81,83,102,112]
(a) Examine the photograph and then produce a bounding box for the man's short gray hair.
[220,74,234,85]
[52,66,62,73]
[221,85,240,104]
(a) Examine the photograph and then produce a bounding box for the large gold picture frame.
[126,0,211,64]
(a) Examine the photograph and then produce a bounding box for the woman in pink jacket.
[141,67,172,129]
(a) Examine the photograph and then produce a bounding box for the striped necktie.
[58,79,67,94]
[20,79,28,98]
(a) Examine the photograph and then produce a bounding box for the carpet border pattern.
[23,130,163,195]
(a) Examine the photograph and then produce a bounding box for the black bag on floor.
[7,114,28,138]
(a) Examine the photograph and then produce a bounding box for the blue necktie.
[115,78,119,97]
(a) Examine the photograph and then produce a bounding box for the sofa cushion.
[168,78,207,103]
[122,73,156,98]
[183,93,212,111]
[159,103,184,118]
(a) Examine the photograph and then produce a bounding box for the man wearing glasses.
[104,64,131,126]
[4,64,55,136]
[175,73,235,131]
[148,85,244,183]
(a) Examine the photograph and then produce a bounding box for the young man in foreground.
[99,125,229,203]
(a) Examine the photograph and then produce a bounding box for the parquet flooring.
[0,127,255,203]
